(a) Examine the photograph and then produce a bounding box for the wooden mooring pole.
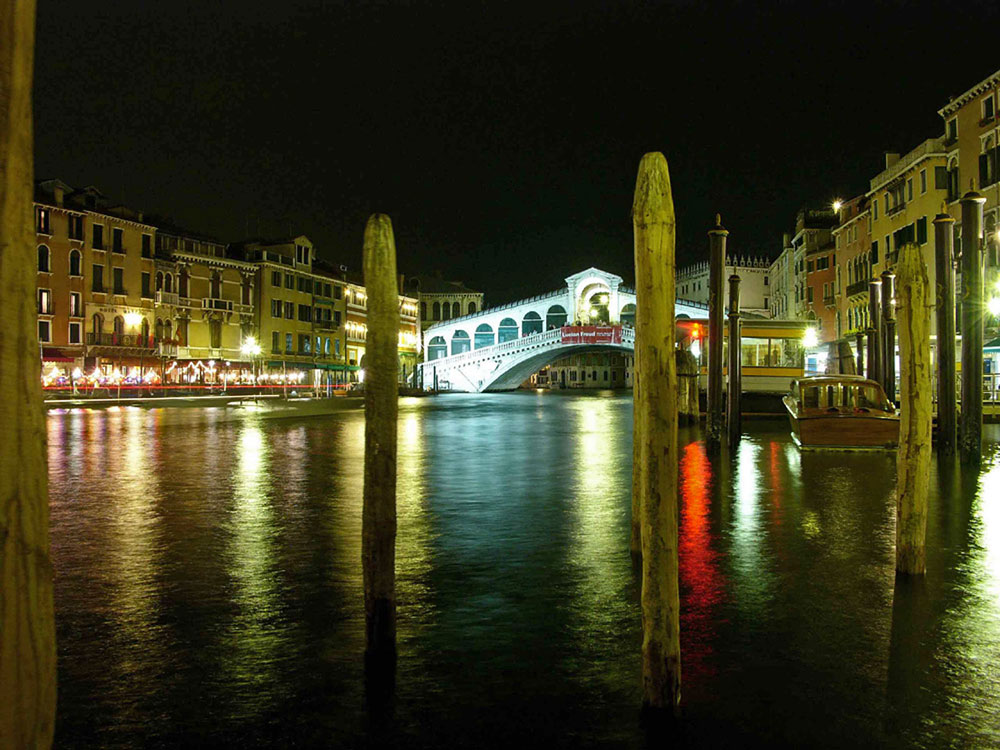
[959,187,986,464]
[894,243,931,574]
[881,269,896,402]
[707,215,727,452]
[362,214,400,665]
[632,152,681,716]
[933,210,957,456]
[867,278,882,383]
[855,331,865,376]
[727,273,742,449]
[630,342,643,558]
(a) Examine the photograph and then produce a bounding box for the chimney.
[885,152,900,169]
[783,232,791,248]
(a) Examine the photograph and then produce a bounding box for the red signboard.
[560,325,623,345]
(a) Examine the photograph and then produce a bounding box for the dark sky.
[34,0,1000,303]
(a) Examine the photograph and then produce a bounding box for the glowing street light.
[832,199,843,213]
[803,327,819,348]
[988,296,1000,317]
[123,311,143,328]
[240,335,262,357]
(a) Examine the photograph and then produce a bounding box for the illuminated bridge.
[417,268,706,392]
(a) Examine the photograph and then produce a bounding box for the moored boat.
[783,375,899,449]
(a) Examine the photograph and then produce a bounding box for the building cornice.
[938,68,1000,118]
[868,138,946,192]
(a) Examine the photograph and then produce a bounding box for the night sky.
[33,0,1000,303]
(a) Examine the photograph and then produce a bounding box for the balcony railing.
[846,279,871,298]
[203,297,234,312]
[156,291,179,306]
[886,202,906,217]
[86,333,157,349]
[234,302,253,314]
[823,294,836,307]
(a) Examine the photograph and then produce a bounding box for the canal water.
[47,393,1000,748]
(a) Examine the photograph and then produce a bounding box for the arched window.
[69,249,81,276]
[546,304,567,329]
[474,323,494,349]
[156,271,164,291]
[165,320,172,340]
[141,318,150,344]
[37,245,50,272]
[427,335,447,361]
[210,319,222,348]
[91,313,103,335]
[522,311,543,336]
[451,330,471,355]
[498,317,518,343]
[442,302,451,321]
[432,301,441,320]
[210,271,222,299]
[155,319,164,340]
[468,301,477,315]
[452,301,461,318]
[113,315,125,338]
[620,304,636,327]
[179,269,189,297]
[420,301,427,319]
[165,273,173,293]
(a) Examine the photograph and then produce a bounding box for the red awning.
[41,348,76,362]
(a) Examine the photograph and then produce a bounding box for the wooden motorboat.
[783,375,899,449]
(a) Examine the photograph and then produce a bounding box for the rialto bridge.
[417,268,706,392]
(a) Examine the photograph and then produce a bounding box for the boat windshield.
[800,382,892,411]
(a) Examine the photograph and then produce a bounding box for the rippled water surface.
[48,393,1000,748]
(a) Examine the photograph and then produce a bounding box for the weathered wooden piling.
[707,215,728,451]
[881,269,896,401]
[726,273,742,449]
[630,344,643,558]
[855,331,865,376]
[959,187,986,464]
[894,244,931,575]
[632,152,681,716]
[362,214,400,663]
[0,1,57,746]
[675,349,699,425]
[933,210,957,456]
[867,279,882,383]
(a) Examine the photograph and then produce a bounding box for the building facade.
[832,195,873,340]
[405,275,484,330]
[678,254,772,315]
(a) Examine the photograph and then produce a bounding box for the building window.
[284,301,294,319]
[873,199,878,221]
[37,244,50,272]
[272,330,280,352]
[69,321,81,344]
[36,207,50,234]
[985,95,996,121]
[947,118,957,142]
[92,264,104,292]
[298,304,312,322]
[113,267,125,295]
[334,285,343,299]
[70,292,81,317]
[210,320,222,348]
[37,288,52,314]
[112,227,124,253]
[920,169,927,194]
[141,234,152,257]
[38,320,51,343]
[92,224,104,250]
[271,270,282,286]
[284,333,293,353]
[906,178,913,202]
[68,214,84,240]
[271,299,282,318]
[917,216,928,245]
[285,274,294,290]
[141,272,152,298]
[69,249,81,276]
[334,310,342,327]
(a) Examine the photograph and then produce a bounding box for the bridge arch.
[474,323,494,349]
[498,317,518,343]
[620,303,636,326]
[427,335,447,360]
[522,311,543,336]
[451,329,471,355]
[546,304,567,329]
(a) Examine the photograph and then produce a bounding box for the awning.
[42,347,77,362]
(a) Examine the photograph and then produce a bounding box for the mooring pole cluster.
[933,209,957,457]
[706,215,728,452]
[726,273,742,449]
[959,187,986,465]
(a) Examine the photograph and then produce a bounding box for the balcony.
[178,296,199,308]
[823,294,836,307]
[234,302,253,314]
[156,291,179,306]
[846,280,871,298]
[202,297,234,312]
[886,202,906,217]
[86,333,157,350]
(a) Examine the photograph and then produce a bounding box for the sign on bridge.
[560,325,623,345]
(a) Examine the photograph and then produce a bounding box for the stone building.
[832,195,873,340]
[405,274,484,328]
[793,208,838,340]
[677,254,772,316]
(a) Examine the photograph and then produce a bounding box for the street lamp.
[803,327,819,348]
[241,336,262,385]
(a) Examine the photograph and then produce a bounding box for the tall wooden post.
[706,215,727,451]
[0,1,57,746]
[362,214,400,664]
[726,273,742,449]
[933,210,957,456]
[867,278,882,383]
[881,269,897,401]
[959,188,986,464]
[855,331,865,376]
[894,244,931,574]
[632,152,681,716]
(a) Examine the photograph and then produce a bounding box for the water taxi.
[783,375,899,449]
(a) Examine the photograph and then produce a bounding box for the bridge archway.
[522,311,543,336]
[620,303,636,326]
[475,323,494,349]
[451,330,471,355]
[546,304,567,329]
[498,317,518,343]
[427,335,447,360]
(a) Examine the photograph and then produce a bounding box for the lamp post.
[122,311,144,400]
[240,336,262,394]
